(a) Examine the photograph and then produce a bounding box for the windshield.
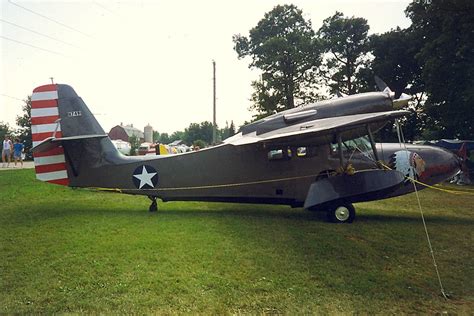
[331,136,376,163]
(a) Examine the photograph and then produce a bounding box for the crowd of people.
[1,135,24,168]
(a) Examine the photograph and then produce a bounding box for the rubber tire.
[327,202,355,223]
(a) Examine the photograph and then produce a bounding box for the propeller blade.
[374,76,411,108]
[374,76,388,92]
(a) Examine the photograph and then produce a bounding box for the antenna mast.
[212,60,217,144]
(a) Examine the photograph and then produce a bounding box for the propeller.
[374,76,411,108]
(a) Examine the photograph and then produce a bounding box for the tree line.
[233,1,474,140]
[152,120,236,146]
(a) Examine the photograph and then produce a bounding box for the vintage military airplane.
[30,82,460,223]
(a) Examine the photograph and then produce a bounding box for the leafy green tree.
[0,122,13,145]
[128,135,140,156]
[184,121,213,145]
[158,132,170,144]
[153,131,160,143]
[183,124,198,146]
[220,120,236,140]
[370,27,425,141]
[170,131,185,143]
[15,96,32,152]
[318,11,372,95]
[233,4,322,118]
[193,139,206,149]
[228,121,236,137]
[406,0,474,139]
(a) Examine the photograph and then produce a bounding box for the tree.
[220,120,236,140]
[228,121,236,137]
[370,27,425,141]
[0,122,12,144]
[318,12,372,95]
[184,121,213,145]
[233,4,322,118]
[193,139,206,149]
[158,133,170,144]
[153,131,160,143]
[15,96,32,152]
[406,0,474,139]
[128,135,140,156]
[169,131,185,143]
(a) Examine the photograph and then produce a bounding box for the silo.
[144,124,153,143]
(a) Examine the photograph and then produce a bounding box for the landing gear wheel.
[148,196,158,212]
[327,202,355,223]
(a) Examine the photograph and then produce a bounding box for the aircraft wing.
[225,110,409,146]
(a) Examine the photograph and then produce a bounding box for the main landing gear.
[326,201,355,223]
[148,196,158,212]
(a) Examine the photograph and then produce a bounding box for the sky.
[1,0,412,135]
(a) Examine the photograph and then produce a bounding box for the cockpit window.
[343,137,371,152]
[331,136,375,162]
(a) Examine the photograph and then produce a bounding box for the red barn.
[108,123,144,143]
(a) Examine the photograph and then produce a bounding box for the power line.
[7,0,92,38]
[93,1,115,15]
[1,93,24,101]
[1,35,69,57]
[0,18,79,48]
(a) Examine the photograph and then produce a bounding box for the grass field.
[1,169,473,313]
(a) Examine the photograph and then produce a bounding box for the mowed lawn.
[1,169,473,313]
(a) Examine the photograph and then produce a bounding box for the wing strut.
[337,134,344,168]
[366,124,380,163]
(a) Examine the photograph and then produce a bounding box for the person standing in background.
[2,135,13,168]
[13,138,24,168]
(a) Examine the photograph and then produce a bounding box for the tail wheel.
[327,202,355,223]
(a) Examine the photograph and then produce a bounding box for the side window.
[296,147,306,157]
[268,146,319,160]
[296,146,319,158]
[267,148,292,161]
[268,149,283,160]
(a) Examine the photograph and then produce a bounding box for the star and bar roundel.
[132,165,159,189]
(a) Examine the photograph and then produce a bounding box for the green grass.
[1,169,473,313]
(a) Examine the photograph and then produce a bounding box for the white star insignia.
[133,166,157,189]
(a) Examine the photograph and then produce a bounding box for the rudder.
[31,84,69,185]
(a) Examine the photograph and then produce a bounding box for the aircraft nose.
[417,146,461,185]
[388,145,461,186]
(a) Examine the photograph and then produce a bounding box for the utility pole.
[50,77,54,84]
[212,60,217,145]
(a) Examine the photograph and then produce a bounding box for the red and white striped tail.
[31,84,69,186]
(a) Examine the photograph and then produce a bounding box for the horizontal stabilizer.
[32,134,109,153]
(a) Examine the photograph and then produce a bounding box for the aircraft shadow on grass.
[26,202,474,226]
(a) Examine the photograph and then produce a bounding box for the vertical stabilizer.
[31,84,69,186]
